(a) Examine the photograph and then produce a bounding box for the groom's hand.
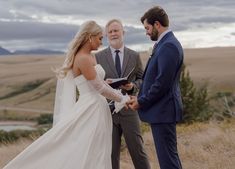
[127,96,139,111]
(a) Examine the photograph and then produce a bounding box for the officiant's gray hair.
[105,19,124,34]
[56,20,102,78]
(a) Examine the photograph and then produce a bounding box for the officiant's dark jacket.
[95,46,150,169]
[138,32,184,123]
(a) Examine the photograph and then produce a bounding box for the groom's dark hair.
[141,6,169,27]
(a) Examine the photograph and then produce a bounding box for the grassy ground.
[120,119,235,169]
[1,120,234,169]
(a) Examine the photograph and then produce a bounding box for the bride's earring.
[89,37,92,43]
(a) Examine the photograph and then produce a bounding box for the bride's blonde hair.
[56,21,102,78]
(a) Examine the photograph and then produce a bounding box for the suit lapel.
[142,57,151,79]
[142,32,173,79]
[142,43,158,79]
[106,47,119,77]
[121,47,131,77]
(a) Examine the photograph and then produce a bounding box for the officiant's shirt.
[110,46,124,68]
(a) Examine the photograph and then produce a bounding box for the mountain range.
[0,46,64,55]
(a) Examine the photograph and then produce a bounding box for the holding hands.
[106,81,139,113]
[127,96,140,111]
[113,93,140,113]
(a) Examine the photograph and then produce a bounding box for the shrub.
[211,92,235,121]
[37,113,53,125]
[180,64,212,123]
[0,128,50,145]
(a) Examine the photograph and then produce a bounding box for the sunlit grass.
[121,120,235,169]
[0,110,40,121]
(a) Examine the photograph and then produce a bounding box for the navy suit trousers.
[150,123,182,169]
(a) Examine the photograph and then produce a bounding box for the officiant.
[95,19,150,169]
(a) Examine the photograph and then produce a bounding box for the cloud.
[0,20,79,51]
[0,0,235,51]
[0,21,77,41]
[0,19,150,51]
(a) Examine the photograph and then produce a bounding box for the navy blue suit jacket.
[138,32,184,123]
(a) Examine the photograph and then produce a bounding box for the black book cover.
[108,67,135,88]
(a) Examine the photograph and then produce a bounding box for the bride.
[3,21,129,169]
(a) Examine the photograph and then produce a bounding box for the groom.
[128,6,184,169]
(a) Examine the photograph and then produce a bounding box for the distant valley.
[0,46,64,56]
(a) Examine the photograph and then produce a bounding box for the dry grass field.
[183,47,235,92]
[0,47,235,110]
[1,120,235,169]
[121,120,235,169]
[0,47,235,168]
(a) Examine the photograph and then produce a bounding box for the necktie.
[115,50,121,77]
[151,42,158,57]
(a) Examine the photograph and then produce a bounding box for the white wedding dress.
[4,64,112,169]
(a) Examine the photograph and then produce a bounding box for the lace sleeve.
[87,75,123,102]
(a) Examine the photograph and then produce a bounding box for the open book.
[107,67,135,88]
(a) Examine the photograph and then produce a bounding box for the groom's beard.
[150,27,159,41]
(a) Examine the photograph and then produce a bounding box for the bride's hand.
[105,79,113,84]
[113,94,130,114]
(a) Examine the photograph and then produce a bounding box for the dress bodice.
[74,64,105,95]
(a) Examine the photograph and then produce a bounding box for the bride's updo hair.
[56,20,103,78]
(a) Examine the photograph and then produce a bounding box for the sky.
[0,0,235,52]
